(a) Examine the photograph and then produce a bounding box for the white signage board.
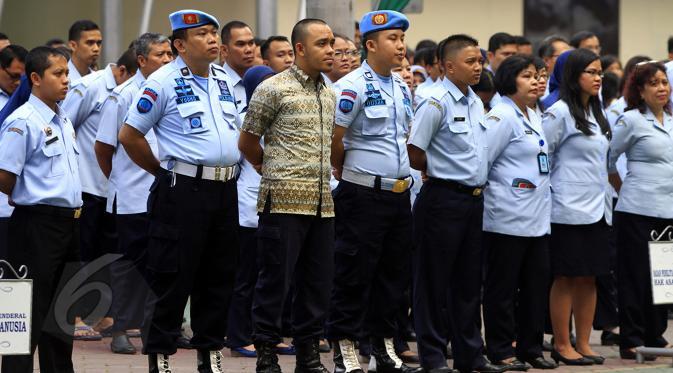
[0,280,32,355]
[649,241,673,305]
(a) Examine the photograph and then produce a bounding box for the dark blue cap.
[359,10,409,37]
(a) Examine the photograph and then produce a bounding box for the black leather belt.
[16,204,82,219]
[427,178,484,197]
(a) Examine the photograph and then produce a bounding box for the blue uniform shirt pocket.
[445,119,472,153]
[42,140,65,177]
[362,105,390,136]
[177,102,208,134]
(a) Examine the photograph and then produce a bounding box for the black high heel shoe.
[550,350,593,366]
[580,353,605,365]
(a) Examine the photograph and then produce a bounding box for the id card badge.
[538,152,550,174]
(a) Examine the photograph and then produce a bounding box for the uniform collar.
[132,69,146,87]
[289,64,326,90]
[645,107,673,133]
[501,95,542,134]
[175,56,195,80]
[28,94,62,125]
[442,77,477,106]
[67,59,93,78]
[0,88,9,98]
[102,64,118,90]
[222,62,242,86]
[321,72,333,85]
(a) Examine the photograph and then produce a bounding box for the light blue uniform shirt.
[605,97,628,195]
[413,76,436,108]
[609,108,673,219]
[0,93,13,217]
[222,62,245,113]
[67,59,93,88]
[483,97,551,237]
[96,70,158,214]
[236,111,262,228]
[126,56,241,167]
[62,64,117,197]
[542,100,611,225]
[408,77,488,186]
[334,61,413,179]
[0,95,82,208]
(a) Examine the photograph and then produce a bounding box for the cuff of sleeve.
[407,139,428,152]
[125,118,151,136]
[242,127,264,137]
[0,162,22,176]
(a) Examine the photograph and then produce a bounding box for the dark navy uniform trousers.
[412,179,487,372]
[326,180,412,341]
[141,170,239,354]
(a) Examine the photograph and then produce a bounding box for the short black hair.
[25,46,68,87]
[169,29,189,56]
[514,35,531,46]
[533,56,546,71]
[601,71,620,109]
[0,44,28,68]
[116,47,138,75]
[439,34,479,63]
[68,20,100,42]
[488,32,516,53]
[354,21,359,30]
[0,32,8,41]
[668,36,673,54]
[471,68,495,93]
[415,39,437,52]
[569,30,597,48]
[290,18,328,52]
[45,38,65,47]
[415,47,437,66]
[537,35,569,58]
[599,54,620,71]
[261,35,290,59]
[494,54,535,96]
[254,37,265,46]
[221,20,251,45]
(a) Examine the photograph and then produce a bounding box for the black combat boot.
[197,349,225,372]
[148,353,172,373]
[295,340,330,373]
[369,338,423,373]
[332,339,364,373]
[254,341,282,373]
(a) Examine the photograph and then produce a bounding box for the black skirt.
[550,218,610,276]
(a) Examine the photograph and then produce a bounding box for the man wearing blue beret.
[327,10,421,373]
[119,9,241,373]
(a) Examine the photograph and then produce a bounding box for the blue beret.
[359,10,409,37]
[169,9,220,32]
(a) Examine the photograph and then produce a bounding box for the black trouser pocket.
[146,221,180,273]
[256,222,282,266]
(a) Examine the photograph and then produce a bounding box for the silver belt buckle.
[214,166,222,181]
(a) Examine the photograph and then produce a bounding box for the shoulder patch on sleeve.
[616,119,626,126]
[543,111,556,120]
[7,127,24,135]
[71,87,84,97]
[428,100,443,112]
[340,89,357,100]
[486,115,501,122]
[339,99,354,113]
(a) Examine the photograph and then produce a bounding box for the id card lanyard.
[537,139,549,174]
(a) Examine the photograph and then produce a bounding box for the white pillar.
[101,0,122,65]
[256,0,277,38]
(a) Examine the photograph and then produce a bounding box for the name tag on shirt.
[454,117,465,122]
[538,152,550,174]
